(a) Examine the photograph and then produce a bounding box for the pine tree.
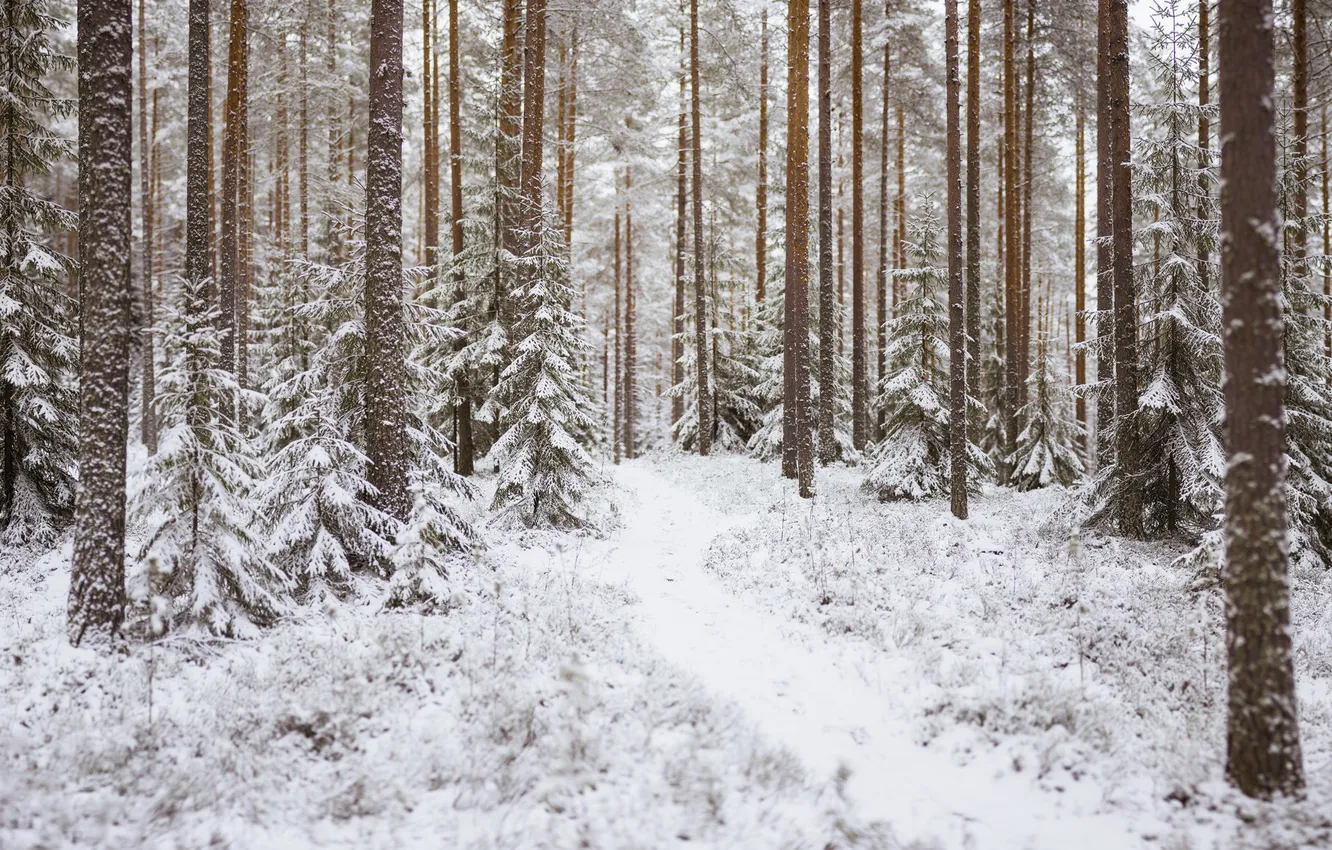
[134,277,287,636]
[490,203,599,529]
[865,197,988,501]
[1085,0,1223,536]
[0,0,78,542]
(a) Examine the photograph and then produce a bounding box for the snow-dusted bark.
[945,0,966,519]
[691,0,712,456]
[1218,0,1304,799]
[68,0,133,646]
[364,0,411,522]
[816,0,835,465]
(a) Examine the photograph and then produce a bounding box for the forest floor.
[2,454,1331,849]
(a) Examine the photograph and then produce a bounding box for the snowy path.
[590,462,1149,850]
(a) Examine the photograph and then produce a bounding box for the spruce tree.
[1010,329,1083,491]
[0,0,78,541]
[134,277,287,636]
[1085,0,1224,536]
[864,197,988,501]
[490,202,599,529]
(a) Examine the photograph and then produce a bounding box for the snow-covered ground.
[2,454,1330,848]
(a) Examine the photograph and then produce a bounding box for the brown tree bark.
[756,6,769,305]
[1323,106,1330,360]
[624,165,636,460]
[137,0,156,453]
[187,0,210,310]
[613,203,622,463]
[1109,0,1139,535]
[1095,0,1113,467]
[964,0,980,422]
[421,0,437,269]
[817,0,835,464]
[497,0,523,268]
[876,18,889,439]
[70,0,133,646]
[364,0,411,522]
[946,0,967,518]
[1197,0,1209,298]
[564,27,578,253]
[1075,94,1086,444]
[237,27,251,388]
[673,21,687,426]
[299,8,309,257]
[851,0,867,450]
[220,0,245,387]
[519,0,547,257]
[1002,0,1018,481]
[691,0,711,455]
[1019,0,1034,405]
[786,0,814,496]
[1218,0,1305,799]
[1293,0,1307,266]
[449,0,472,475]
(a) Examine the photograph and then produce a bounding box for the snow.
[3,454,1331,848]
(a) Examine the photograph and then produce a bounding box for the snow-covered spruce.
[133,277,287,636]
[0,0,79,544]
[864,197,988,501]
[1009,331,1083,490]
[489,204,600,529]
[1083,2,1223,535]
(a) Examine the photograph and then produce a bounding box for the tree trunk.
[448,0,471,475]
[1323,106,1330,361]
[497,0,523,270]
[1109,0,1139,536]
[137,0,157,453]
[364,0,411,522]
[220,0,245,388]
[786,0,814,496]
[624,165,636,460]
[1020,0,1034,405]
[964,0,980,426]
[613,203,622,463]
[756,7,769,305]
[1293,0,1307,266]
[946,0,966,519]
[1218,0,1304,799]
[298,9,309,257]
[673,21,687,426]
[237,21,251,388]
[565,27,577,253]
[817,0,835,464]
[1197,0,1209,300]
[519,0,546,254]
[690,0,711,455]
[69,0,132,646]
[1002,0,1018,482]
[1075,94,1086,445]
[850,0,867,450]
[876,18,889,439]
[1095,0,1113,468]
[187,0,210,297]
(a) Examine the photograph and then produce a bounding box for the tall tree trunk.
[786,0,814,496]
[276,37,289,257]
[691,0,711,455]
[756,6,769,305]
[1197,0,1209,300]
[137,0,156,453]
[1323,106,1330,360]
[299,8,309,257]
[876,20,889,439]
[519,0,546,256]
[1020,0,1034,405]
[421,0,436,269]
[220,0,245,389]
[1075,93,1086,445]
[187,0,210,296]
[364,0,411,522]
[497,0,523,271]
[896,101,905,289]
[1292,0,1307,267]
[1109,0,1139,535]
[1002,0,1018,482]
[673,21,687,426]
[817,0,835,464]
[1218,0,1304,799]
[624,165,636,460]
[1095,0,1113,467]
[70,0,132,646]
[613,204,622,463]
[325,0,339,258]
[449,0,471,475]
[946,0,967,518]
[565,27,577,253]
[964,0,980,426]
[850,0,867,450]
[237,20,251,388]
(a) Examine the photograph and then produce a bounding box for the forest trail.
[589,461,1145,850]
